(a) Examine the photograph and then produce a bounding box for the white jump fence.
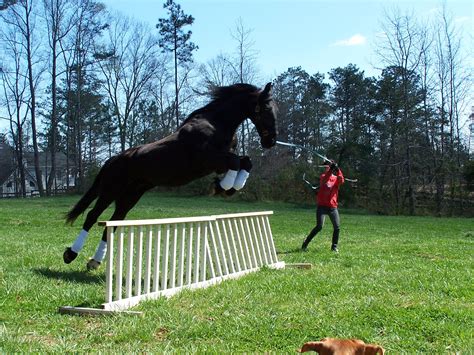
[61,211,284,314]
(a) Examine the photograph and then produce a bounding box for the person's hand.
[330,161,339,174]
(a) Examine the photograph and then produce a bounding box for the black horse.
[64,82,277,270]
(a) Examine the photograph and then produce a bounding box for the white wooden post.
[144,226,153,294]
[153,226,161,292]
[135,226,144,296]
[177,224,186,287]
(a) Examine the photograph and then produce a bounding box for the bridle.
[253,103,272,138]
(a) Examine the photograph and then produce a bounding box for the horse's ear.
[259,82,272,101]
[263,82,272,95]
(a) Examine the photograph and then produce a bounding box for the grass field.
[0,192,473,353]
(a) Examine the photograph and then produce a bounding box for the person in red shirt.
[302,161,345,252]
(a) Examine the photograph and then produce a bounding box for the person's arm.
[335,167,344,186]
[320,166,332,184]
[329,162,344,186]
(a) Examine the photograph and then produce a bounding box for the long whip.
[278,141,359,183]
[276,141,330,162]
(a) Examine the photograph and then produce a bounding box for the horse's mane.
[179,83,260,127]
[210,83,259,101]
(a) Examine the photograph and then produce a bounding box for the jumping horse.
[64,82,277,270]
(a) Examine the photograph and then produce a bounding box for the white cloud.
[332,34,367,47]
[428,7,441,15]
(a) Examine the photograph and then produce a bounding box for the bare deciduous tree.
[97,13,163,151]
[433,3,471,213]
[375,8,428,214]
[43,0,77,195]
[1,0,45,196]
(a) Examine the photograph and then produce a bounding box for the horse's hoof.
[63,247,78,264]
[209,178,225,196]
[86,259,101,271]
[225,188,237,197]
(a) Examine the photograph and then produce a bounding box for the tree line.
[0,0,472,215]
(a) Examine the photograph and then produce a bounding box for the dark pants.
[302,205,340,249]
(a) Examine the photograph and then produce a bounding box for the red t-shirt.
[316,167,344,208]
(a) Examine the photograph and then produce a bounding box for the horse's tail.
[65,170,102,225]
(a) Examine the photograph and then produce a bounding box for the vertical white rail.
[214,220,229,275]
[208,222,223,277]
[177,224,186,287]
[135,226,144,296]
[125,227,134,298]
[144,226,153,294]
[153,226,162,292]
[105,227,114,304]
[263,215,278,263]
[258,216,272,264]
[249,218,263,266]
[221,219,236,273]
[185,223,194,285]
[254,217,269,265]
[232,218,246,270]
[193,222,201,283]
[115,227,124,301]
[170,224,178,289]
[200,223,208,282]
[244,218,258,267]
[161,224,170,290]
[226,219,241,272]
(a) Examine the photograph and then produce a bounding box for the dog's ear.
[298,341,324,353]
[364,344,385,355]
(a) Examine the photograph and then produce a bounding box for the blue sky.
[102,0,473,80]
[0,0,472,131]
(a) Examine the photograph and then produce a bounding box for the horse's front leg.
[212,154,253,196]
[217,153,240,190]
[233,156,252,190]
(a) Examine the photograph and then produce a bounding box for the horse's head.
[251,82,277,149]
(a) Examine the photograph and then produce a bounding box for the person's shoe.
[331,245,339,253]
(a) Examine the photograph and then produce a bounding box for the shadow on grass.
[278,247,304,255]
[33,267,104,284]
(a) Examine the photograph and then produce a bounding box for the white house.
[0,142,76,197]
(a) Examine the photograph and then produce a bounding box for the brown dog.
[298,338,385,355]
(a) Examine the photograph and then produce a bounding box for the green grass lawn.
[0,192,472,353]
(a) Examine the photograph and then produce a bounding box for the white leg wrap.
[233,169,250,190]
[93,240,107,262]
[219,169,238,190]
[71,229,88,254]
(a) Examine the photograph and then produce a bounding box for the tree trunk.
[47,41,58,195]
[25,3,44,196]
[174,32,179,129]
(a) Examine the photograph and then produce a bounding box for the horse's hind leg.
[63,194,114,264]
[87,185,148,270]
